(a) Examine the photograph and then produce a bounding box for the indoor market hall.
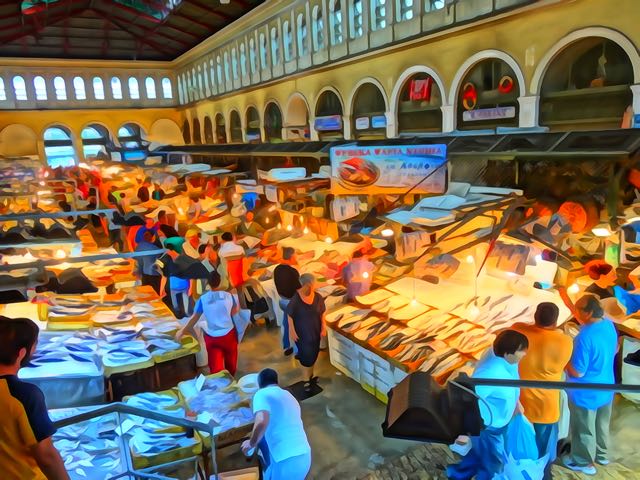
[0,0,639,479]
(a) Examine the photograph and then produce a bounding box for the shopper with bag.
[176,272,241,375]
[563,295,617,475]
[447,330,529,480]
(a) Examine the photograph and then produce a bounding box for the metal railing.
[53,402,223,480]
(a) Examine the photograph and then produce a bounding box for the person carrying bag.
[177,272,246,375]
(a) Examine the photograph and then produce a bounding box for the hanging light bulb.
[568,283,580,295]
[410,298,418,306]
[277,223,282,229]
[286,225,293,232]
[468,304,480,319]
[362,271,369,279]
[55,249,66,259]
[466,255,474,264]
[303,227,309,235]
[381,228,394,237]
[325,237,333,244]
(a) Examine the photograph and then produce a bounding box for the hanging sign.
[355,117,370,130]
[409,77,433,101]
[330,144,447,195]
[371,115,387,129]
[315,115,343,131]
[462,106,516,122]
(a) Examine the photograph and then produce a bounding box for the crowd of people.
[448,294,617,479]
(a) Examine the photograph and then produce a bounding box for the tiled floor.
[235,325,640,480]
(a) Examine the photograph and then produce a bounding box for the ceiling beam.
[90,8,175,57]
[171,11,212,32]
[185,0,233,21]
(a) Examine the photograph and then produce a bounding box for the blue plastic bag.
[506,414,538,461]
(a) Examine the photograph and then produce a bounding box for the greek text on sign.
[462,106,516,122]
[330,144,447,195]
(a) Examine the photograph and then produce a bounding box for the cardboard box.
[217,467,260,480]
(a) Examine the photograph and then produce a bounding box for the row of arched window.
[0,75,173,102]
[177,0,445,104]
[43,123,147,167]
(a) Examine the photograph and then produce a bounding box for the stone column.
[309,117,320,141]
[518,95,540,128]
[385,111,397,138]
[631,84,640,118]
[441,105,455,133]
[343,114,352,140]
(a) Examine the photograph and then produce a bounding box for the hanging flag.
[409,77,433,102]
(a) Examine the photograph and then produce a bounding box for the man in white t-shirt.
[218,232,245,258]
[242,368,311,480]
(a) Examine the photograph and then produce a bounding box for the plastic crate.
[130,436,203,470]
[154,354,199,391]
[152,336,200,364]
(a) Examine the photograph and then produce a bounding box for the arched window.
[264,102,283,142]
[232,48,239,80]
[270,27,280,66]
[283,21,293,62]
[223,53,230,83]
[249,39,257,74]
[229,110,243,143]
[216,56,223,86]
[118,123,147,161]
[397,72,442,134]
[145,77,156,99]
[312,6,325,52]
[12,76,27,101]
[44,126,76,167]
[161,77,172,99]
[73,77,86,100]
[425,0,444,12]
[397,0,413,20]
[540,38,634,129]
[209,59,216,93]
[350,0,363,38]
[204,116,214,144]
[260,33,268,69]
[54,76,67,100]
[193,118,202,144]
[93,77,105,100]
[371,0,386,30]
[182,120,191,144]
[240,44,247,77]
[215,113,227,143]
[330,0,344,45]
[246,106,261,143]
[0,78,6,101]
[297,14,308,56]
[33,76,47,100]
[457,59,519,131]
[177,77,184,103]
[81,124,110,159]
[352,83,387,139]
[111,77,123,99]
[315,90,344,139]
[203,67,210,96]
[128,77,140,99]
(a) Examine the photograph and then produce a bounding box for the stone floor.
[235,325,640,480]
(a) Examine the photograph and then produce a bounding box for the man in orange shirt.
[514,302,573,479]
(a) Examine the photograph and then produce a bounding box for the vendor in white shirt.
[447,330,529,480]
[242,368,311,480]
[217,232,245,258]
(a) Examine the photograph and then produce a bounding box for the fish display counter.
[325,242,572,402]
[21,286,200,407]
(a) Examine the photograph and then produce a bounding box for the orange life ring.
[498,75,514,94]
[462,82,477,111]
[558,200,599,233]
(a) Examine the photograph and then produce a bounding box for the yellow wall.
[0,108,183,161]
[180,0,640,136]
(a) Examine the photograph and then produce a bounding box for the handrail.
[0,249,166,272]
[52,401,224,478]
[460,377,640,393]
[0,208,115,222]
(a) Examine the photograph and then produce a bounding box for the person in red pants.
[177,272,240,375]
